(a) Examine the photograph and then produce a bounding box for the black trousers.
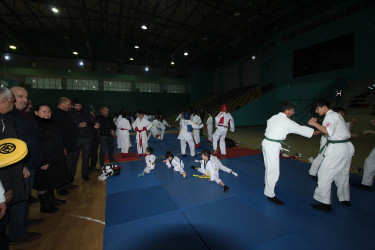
[72,136,92,176]
[99,135,114,166]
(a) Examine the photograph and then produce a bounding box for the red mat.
[104,151,139,163]
[213,146,261,159]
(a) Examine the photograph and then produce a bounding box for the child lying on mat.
[138,147,156,177]
[163,151,187,178]
[191,149,229,192]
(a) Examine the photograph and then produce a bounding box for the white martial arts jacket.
[132,117,152,145]
[192,115,202,130]
[145,154,156,168]
[215,112,234,132]
[117,117,132,132]
[165,156,184,170]
[178,119,203,140]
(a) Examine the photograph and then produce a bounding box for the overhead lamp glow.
[4,55,10,61]
[184,52,188,56]
[51,7,59,13]
[171,61,175,65]
[141,25,147,30]
[73,51,78,55]
[134,45,139,49]
[145,66,149,72]
[251,55,256,60]
[129,57,134,61]
[9,45,17,50]
[79,61,84,66]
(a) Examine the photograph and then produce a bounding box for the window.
[25,77,62,89]
[136,82,160,93]
[103,81,131,92]
[67,79,98,91]
[166,84,185,93]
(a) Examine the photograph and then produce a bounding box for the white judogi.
[361,147,375,186]
[178,119,202,156]
[192,114,202,145]
[148,119,161,140]
[262,112,314,198]
[132,117,152,155]
[117,117,132,153]
[196,156,234,175]
[213,112,235,155]
[160,119,169,140]
[166,156,185,175]
[206,116,213,141]
[143,154,156,173]
[198,159,222,185]
[313,110,354,204]
[115,115,123,149]
[176,113,182,131]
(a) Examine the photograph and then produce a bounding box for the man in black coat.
[51,97,78,194]
[70,100,100,181]
[0,87,40,246]
[98,107,116,167]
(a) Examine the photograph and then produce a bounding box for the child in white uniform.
[192,112,202,147]
[262,102,314,205]
[117,111,132,157]
[132,111,152,157]
[138,147,156,177]
[192,149,238,177]
[213,104,235,156]
[164,151,186,178]
[159,116,170,141]
[206,112,213,142]
[191,150,229,192]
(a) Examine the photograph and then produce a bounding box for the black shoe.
[38,193,59,213]
[48,190,66,206]
[310,203,332,211]
[57,189,69,196]
[27,218,44,227]
[28,195,39,203]
[82,175,90,181]
[10,231,42,245]
[352,183,371,190]
[65,184,79,189]
[310,175,318,181]
[191,166,197,170]
[223,185,229,192]
[340,201,351,206]
[268,196,284,205]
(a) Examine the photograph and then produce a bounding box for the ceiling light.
[171,61,175,65]
[141,25,147,30]
[129,57,134,61]
[4,55,10,61]
[51,7,59,13]
[251,55,256,60]
[9,45,17,50]
[79,61,84,66]
[202,37,208,41]
[184,52,188,56]
[73,51,78,55]
[145,66,149,72]
[234,12,240,17]
[134,45,139,49]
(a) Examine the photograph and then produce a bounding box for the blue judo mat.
[104,132,375,249]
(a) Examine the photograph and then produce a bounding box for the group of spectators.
[0,86,116,248]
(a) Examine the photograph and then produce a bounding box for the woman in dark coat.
[33,104,72,213]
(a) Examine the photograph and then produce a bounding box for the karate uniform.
[206,116,213,141]
[160,119,169,140]
[148,119,161,140]
[313,110,354,204]
[213,112,235,155]
[361,147,375,186]
[143,154,156,173]
[165,156,185,175]
[178,119,202,156]
[262,112,314,198]
[202,159,222,184]
[117,117,132,153]
[192,115,202,145]
[132,117,152,155]
[115,115,123,149]
[176,113,182,131]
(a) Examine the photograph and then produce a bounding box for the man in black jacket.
[51,97,77,194]
[70,100,100,181]
[98,107,116,168]
[0,87,40,246]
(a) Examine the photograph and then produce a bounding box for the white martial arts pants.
[362,147,375,186]
[262,139,281,198]
[207,125,213,141]
[180,137,195,156]
[118,131,130,153]
[309,153,324,176]
[143,165,155,174]
[160,128,166,140]
[213,127,228,155]
[136,132,148,155]
[193,129,200,144]
[173,166,185,175]
[217,161,232,173]
[313,153,351,204]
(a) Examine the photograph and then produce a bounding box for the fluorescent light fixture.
[134,45,139,49]
[79,61,84,66]
[4,55,10,61]
[73,51,78,55]
[145,66,149,72]
[141,25,147,30]
[51,7,59,13]
[129,57,134,61]
[171,61,175,65]
[251,55,256,60]
[9,45,16,50]
[184,52,188,56]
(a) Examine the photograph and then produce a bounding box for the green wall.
[189,69,213,104]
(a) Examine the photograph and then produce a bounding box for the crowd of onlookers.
[0,86,121,248]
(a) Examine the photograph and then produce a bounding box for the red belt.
[137,128,147,147]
